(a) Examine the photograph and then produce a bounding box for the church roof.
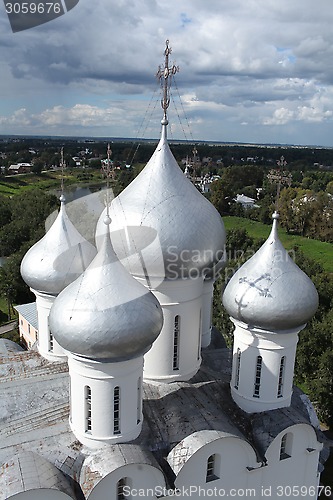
[222,212,319,331]
[0,452,75,499]
[0,338,24,356]
[21,196,96,296]
[0,334,328,499]
[80,444,165,496]
[49,216,163,361]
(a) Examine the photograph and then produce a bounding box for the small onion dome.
[222,212,318,331]
[49,215,163,361]
[96,124,226,280]
[21,195,96,296]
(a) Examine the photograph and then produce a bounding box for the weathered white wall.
[165,425,322,500]
[262,424,322,497]
[88,464,166,500]
[173,436,259,499]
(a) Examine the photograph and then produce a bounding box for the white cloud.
[1,0,333,145]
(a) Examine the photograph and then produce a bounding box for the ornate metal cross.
[156,40,180,119]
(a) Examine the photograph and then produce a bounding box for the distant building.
[72,157,82,167]
[14,302,38,349]
[8,163,32,174]
[234,193,260,209]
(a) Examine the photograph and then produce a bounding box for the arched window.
[234,348,241,390]
[206,454,219,482]
[114,386,121,434]
[197,309,202,360]
[49,331,53,352]
[280,432,293,460]
[277,356,286,398]
[85,386,92,433]
[117,477,131,500]
[173,315,180,370]
[137,377,141,424]
[253,355,262,398]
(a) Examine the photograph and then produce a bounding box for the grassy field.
[0,170,105,196]
[224,216,333,273]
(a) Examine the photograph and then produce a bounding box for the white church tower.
[49,215,163,449]
[222,212,319,413]
[20,194,96,361]
[96,40,226,383]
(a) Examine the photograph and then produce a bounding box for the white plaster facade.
[68,354,144,449]
[201,278,214,348]
[230,319,300,413]
[143,277,203,383]
[86,463,166,500]
[165,426,323,500]
[33,290,66,362]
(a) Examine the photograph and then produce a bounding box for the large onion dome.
[222,212,318,331]
[21,195,96,295]
[96,123,226,280]
[49,215,163,361]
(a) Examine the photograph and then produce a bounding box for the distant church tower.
[20,193,96,361]
[49,214,163,449]
[96,41,226,383]
[222,212,318,413]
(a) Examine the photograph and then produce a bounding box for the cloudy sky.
[1,0,333,146]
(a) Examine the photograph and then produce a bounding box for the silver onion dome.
[222,212,318,331]
[49,216,163,361]
[96,124,226,280]
[21,196,97,296]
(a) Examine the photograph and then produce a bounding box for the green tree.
[210,179,234,215]
[32,159,44,175]
[309,350,333,427]
[0,196,12,229]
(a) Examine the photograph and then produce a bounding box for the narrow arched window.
[117,477,130,500]
[85,385,92,433]
[114,386,121,434]
[197,309,202,360]
[173,315,180,370]
[253,355,262,398]
[234,348,241,390]
[137,377,141,424]
[280,432,292,460]
[49,331,53,352]
[277,356,286,398]
[206,454,219,482]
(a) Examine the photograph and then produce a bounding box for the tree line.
[209,164,333,243]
